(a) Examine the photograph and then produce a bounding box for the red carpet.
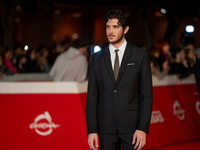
[147,140,200,150]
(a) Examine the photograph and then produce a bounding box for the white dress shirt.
[109,39,127,70]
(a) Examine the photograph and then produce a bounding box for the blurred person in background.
[196,48,200,58]
[155,39,180,74]
[179,48,200,94]
[53,41,67,55]
[185,47,195,68]
[175,48,189,74]
[3,48,17,73]
[0,55,3,79]
[26,49,42,73]
[155,39,171,71]
[185,43,196,61]
[78,42,89,59]
[187,44,195,52]
[36,45,51,72]
[48,43,61,66]
[149,46,169,79]
[48,37,71,66]
[0,52,15,77]
[16,55,27,73]
[11,45,24,66]
[50,39,88,82]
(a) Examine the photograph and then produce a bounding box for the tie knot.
[115,49,119,54]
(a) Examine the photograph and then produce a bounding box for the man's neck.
[111,37,125,49]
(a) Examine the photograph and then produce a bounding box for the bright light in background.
[160,8,166,14]
[72,33,78,39]
[185,25,194,33]
[94,45,101,53]
[24,45,28,51]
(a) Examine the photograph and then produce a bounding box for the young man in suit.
[86,9,153,150]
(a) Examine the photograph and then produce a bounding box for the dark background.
[0,0,200,50]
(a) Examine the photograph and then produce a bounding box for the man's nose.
[109,27,114,34]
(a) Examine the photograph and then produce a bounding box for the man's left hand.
[132,130,146,150]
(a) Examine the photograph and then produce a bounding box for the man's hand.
[132,130,146,150]
[88,133,98,150]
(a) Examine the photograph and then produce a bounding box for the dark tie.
[114,49,119,81]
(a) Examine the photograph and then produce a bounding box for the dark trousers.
[99,132,139,150]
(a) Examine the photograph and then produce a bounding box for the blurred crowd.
[0,36,72,78]
[148,40,200,93]
[0,37,200,92]
[148,40,200,79]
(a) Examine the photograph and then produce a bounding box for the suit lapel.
[115,43,133,86]
[103,47,115,84]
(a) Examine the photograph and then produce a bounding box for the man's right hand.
[88,133,98,150]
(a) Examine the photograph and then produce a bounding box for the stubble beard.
[108,32,124,45]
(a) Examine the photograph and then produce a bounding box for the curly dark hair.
[104,9,129,30]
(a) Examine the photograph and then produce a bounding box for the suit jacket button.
[114,90,117,93]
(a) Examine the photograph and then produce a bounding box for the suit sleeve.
[86,54,99,135]
[137,50,153,134]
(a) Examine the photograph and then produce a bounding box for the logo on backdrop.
[196,101,200,115]
[173,100,185,120]
[150,110,164,124]
[29,111,60,136]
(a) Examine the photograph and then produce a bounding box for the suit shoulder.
[91,50,102,57]
[126,43,147,55]
[132,45,146,53]
[91,51,102,60]
[131,45,149,57]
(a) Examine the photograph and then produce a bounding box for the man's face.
[106,19,125,44]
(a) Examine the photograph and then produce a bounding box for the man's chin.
[108,39,117,44]
[108,35,124,45]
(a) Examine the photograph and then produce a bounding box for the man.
[49,39,88,82]
[86,9,153,150]
[179,48,200,94]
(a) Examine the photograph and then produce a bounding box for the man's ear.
[124,26,129,35]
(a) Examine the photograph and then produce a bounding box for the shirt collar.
[109,39,127,54]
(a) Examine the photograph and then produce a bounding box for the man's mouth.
[108,34,115,38]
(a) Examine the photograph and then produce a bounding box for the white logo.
[150,111,164,124]
[196,101,200,115]
[29,111,60,136]
[173,100,185,120]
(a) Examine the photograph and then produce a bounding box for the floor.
[147,140,200,150]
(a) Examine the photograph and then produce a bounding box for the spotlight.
[160,8,166,14]
[185,25,194,33]
[94,45,101,53]
[24,45,28,51]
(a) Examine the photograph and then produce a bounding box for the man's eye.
[106,26,110,29]
[114,26,118,29]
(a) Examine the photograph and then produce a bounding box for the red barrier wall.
[146,84,200,149]
[0,76,200,150]
[0,93,88,150]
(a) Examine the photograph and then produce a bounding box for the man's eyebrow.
[106,24,119,26]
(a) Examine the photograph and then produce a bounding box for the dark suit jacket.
[86,43,153,135]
